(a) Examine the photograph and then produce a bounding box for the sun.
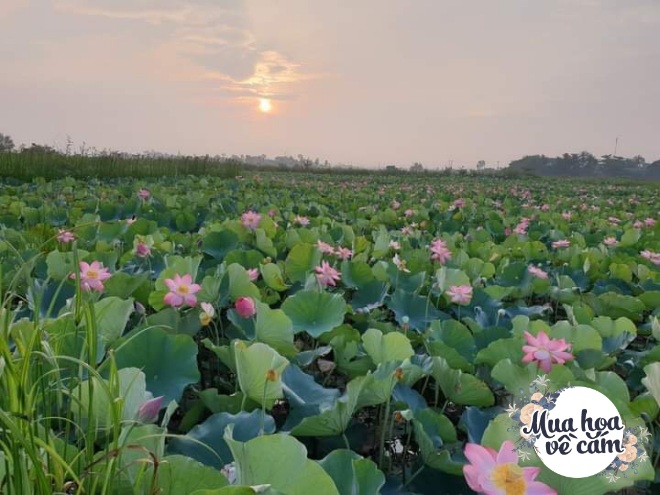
[258,98,272,113]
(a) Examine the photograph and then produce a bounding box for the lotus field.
[1,173,659,495]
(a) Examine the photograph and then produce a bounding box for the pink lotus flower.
[389,240,401,251]
[453,198,465,208]
[235,297,256,318]
[335,247,353,260]
[463,440,556,495]
[268,209,277,218]
[315,261,341,288]
[294,215,309,226]
[317,240,335,255]
[641,250,660,266]
[446,285,473,305]
[404,209,415,218]
[57,230,75,243]
[401,226,414,236]
[126,216,137,225]
[247,268,260,282]
[561,212,572,221]
[551,239,570,249]
[430,239,452,264]
[540,204,549,212]
[528,266,548,280]
[608,216,621,225]
[70,261,112,293]
[513,217,530,235]
[603,237,618,247]
[138,188,150,200]
[136,396,164,423]
[391,200,401,210]
[135,241,151,258]
[522,331,574,373]
[163,273,201,308]
[644,218,656,227]
[633,220,644,229]
[241,211,261,231]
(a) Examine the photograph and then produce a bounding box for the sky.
[1,0,659,168]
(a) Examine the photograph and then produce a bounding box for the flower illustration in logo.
[617,444,637,463]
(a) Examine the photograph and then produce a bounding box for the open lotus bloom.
[463,440,557,495]
[522,331,574,373]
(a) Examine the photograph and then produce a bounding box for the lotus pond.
[0,173,658,494]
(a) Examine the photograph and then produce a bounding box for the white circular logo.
[521,387,625,478]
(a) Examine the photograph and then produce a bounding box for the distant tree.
[0,133,15,152]
[410,162,424,172]
[476,160,486,171]
[21,142,57,154]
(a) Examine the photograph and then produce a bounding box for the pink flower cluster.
[57,230,75,243]
[430,239,452,264]
[551,239,570,249]
[163,274,201,308]
[522,330,573,373]
[293,215,310,226]
[241,211,262,231]
[527,265,548,280]
[70,261,112,293]
[316,240,353,260]
[513,217,530,235]
[446,285,473,305]
[641,250,660,266]
[315,261,341,288]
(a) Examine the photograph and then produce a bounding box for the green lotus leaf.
[474,337,524,367]
[361,328,413,365]
[340,260,375,289]
[88,296,134,346]
[235,342,289,409]
[225,429,339,495]
[285,243,321,283]
[642,362,660,407]
[254,302,296,356]
[434,267,470,293]
[71,367,152,433]
[290,375,370,436]
[168,410,276,469]
[111,328,200,403]
[430,357,494,407]
[281,290,347,338]
[260,263,289,291]
[318,449,385,495]
[156,455,230,495]
[46,249,89,280]
[400,408,462,475]
[202,230,239,259]
[388,289,444,332]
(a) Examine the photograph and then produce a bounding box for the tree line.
[507,152,660,179]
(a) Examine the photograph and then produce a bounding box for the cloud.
[0,0,28,19]
[54,0,234,25]
[54,0,313,107]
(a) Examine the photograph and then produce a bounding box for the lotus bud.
[235,297,256,318]
[136,396,164,424]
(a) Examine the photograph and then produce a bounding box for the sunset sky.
[1,0,659,168]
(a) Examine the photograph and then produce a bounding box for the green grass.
[0,151,243,180]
